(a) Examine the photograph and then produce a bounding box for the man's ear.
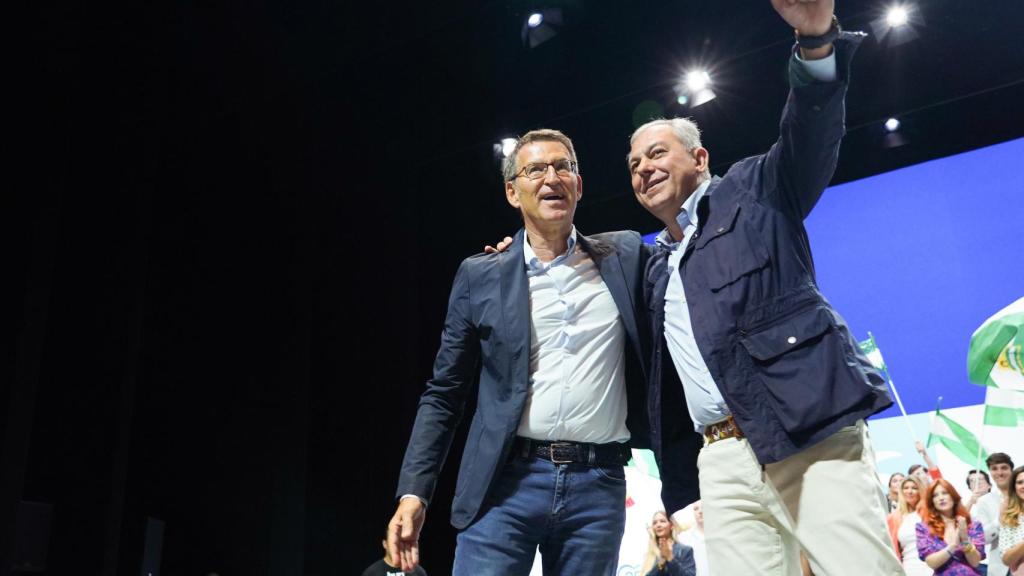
[692,147,709,173]
[575,173,583,203]
[505,181,521,209]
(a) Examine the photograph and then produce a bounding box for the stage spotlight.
[690,88,717,107]
[675,69,716,108]
[501,138,517,157]
[886,6,909,27]
[494,137,518,161]
[521,8,563,49]
[872,4,919,45]
[685,70,711,92]
[883,118,908,148]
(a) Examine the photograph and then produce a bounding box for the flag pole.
[974,398,988,473]
[870,331,918,442]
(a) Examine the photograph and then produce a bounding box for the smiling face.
[1016,470,1024,500]
[627,124,708,223]
[505,140,581,236]
[651,512,672,538]
[901,478,920,507]
[991,462,1013,491]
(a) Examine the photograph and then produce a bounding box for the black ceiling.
[350,0,1024,236]
[17,1,1024,572]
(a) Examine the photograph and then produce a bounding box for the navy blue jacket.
[645,34,893,515]
[397,228,651,529]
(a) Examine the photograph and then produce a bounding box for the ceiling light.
[886,6,909,27]
[501,138,517,158]
[685,70,711,92]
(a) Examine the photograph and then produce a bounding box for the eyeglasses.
[510,159,578,181]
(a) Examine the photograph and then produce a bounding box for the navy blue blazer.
[397,228,651,529]
[646,34,894,515]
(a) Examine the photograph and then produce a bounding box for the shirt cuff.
[400,494,428,507]
[791,50,838,84]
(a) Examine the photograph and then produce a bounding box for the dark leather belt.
[703,415,744,445]
[513,437,631,467]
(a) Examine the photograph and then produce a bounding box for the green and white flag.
[927,408,988,466]
[968,297,1024,391]
[858,333,886,371]
[628,448,661,480]
[984,386,1024,427]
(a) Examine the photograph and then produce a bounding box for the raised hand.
[957,517,969,544]
[770,0,834,36]
[943,521,959,547]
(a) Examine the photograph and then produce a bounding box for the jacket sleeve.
[759,32,865,220]
[395,258,481,503]
[668,543,697,576]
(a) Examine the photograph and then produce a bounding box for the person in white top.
[389,128,652,575]
[885,475,932,576]
[975,452,1015,576]
[675,501,709,576]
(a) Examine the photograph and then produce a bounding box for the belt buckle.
[548,442,575,464]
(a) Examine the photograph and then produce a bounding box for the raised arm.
[761,0,863,220]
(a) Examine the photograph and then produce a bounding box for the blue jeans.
[453,454,626,576]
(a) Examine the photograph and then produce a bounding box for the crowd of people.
[879,452,1024,576]
[645,453,1023,576]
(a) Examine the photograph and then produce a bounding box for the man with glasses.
[631,0,901,574]
[388,129,652,575]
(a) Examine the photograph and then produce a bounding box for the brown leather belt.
[703,415,744,445]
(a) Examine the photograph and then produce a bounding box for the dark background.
[7,0,1023,574]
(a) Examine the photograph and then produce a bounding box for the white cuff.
[794,50,837,82]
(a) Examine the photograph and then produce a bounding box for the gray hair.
[630,117,710,180]
[501,128,578,182]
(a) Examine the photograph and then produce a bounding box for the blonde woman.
[885,475,932,575]
[999,466,1024,575]
[641,511,696,576]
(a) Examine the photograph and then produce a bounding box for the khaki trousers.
[697,420,904,576]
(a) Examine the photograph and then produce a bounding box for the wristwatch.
[795,15,840,50]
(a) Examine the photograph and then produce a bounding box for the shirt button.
[716,227,726,234]
[787,336,797,344]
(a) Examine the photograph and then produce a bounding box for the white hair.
[630,117,710,180]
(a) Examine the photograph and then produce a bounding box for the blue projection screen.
[644,137,1023,416]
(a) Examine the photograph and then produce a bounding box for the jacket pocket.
[738,305,873,435]
[697,206,769,291]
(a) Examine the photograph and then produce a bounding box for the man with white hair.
[629,1,900,574]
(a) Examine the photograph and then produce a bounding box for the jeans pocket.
[593,464,626,483]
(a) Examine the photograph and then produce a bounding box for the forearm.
[762,32,862,218]
[1004,541,1024,567]
[924,548,953,570]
